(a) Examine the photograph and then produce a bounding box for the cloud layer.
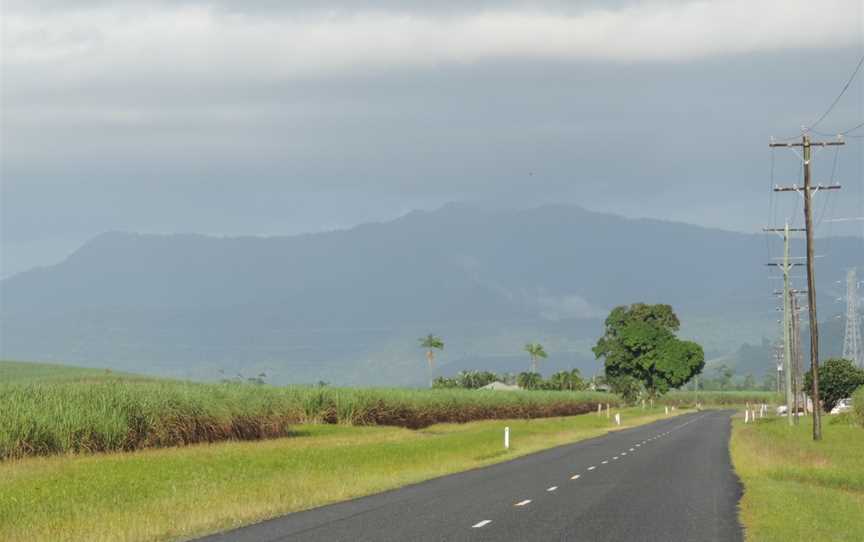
[5,0,858,80]
[2,0,863,277]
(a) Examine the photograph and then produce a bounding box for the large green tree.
[592,303,704,399]
[803,358,864,412]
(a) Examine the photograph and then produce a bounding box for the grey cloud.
[4,0,648,16]
[2,0,863,277]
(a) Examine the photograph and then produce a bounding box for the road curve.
[200,410,743,542]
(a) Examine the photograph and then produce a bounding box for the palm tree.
[419,334,444,370]
[524,342,548,373]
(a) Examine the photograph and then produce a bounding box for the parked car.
[776,404,807,416]
[831,398,853,415]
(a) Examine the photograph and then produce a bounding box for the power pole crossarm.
[772,185,841,192]
[769,140,845,148]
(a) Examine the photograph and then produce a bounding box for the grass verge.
[0,407,678,542]
[730,415,864,542]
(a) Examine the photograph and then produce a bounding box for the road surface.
[201,410,742,542]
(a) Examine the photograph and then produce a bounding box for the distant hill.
[2,203,861,385]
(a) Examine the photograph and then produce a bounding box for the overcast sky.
[2,0,864,277]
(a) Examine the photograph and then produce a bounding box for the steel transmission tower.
[842,269,863,368]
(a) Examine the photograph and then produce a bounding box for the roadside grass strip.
[0,408,683,542]
[731,417,864,542]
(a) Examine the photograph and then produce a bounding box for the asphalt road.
[201,410,742,542]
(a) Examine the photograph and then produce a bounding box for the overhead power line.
[807,54,864,132]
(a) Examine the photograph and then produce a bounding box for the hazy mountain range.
[2,203,860,385]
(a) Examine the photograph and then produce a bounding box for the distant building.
[478,381,521,391]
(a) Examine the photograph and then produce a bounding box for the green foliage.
[803,358,864,412]
[606,375,643,404]
[696,363,736,390]
[593,303,704,397]
[0,379,616,460]
[419,334,445,369]
[432,370,500,389]
[523,342,548,373]
[431,376,460,389]
[545,369,586,391]
[433,369,585,392]
[517,371,543,390]
[419,334,444,351]
[853,386,864,427]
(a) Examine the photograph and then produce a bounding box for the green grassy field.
[0,406,680,542]
[0,361,619,459]
[665,390,781,407]
[731,415,864,542]
[0,360,149,384]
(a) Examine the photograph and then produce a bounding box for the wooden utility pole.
[791,292,803,424]
[770,134,844,440]
[765,225,804,426]
[773,287,807,423]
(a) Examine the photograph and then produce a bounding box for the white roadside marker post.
[597,403,602,416]
[745,410,750,424]
[615,413,621,426]
[504,426,510,450]
[606,403,610,419]
[665,406,669,415]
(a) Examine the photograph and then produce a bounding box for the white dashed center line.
[571,474,581,480]
[514,499,532,507]
[472,520,492,528]
[587,466,596,471]
[621,452,627,456]
[612,456,619,460]
[547,486,558,492]
[602,460,609,464]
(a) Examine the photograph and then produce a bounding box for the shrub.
[803,358,864,412]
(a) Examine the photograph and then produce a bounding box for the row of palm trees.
[419,334,549,373]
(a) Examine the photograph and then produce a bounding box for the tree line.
[422,303,706,402]
[431,369,587,391]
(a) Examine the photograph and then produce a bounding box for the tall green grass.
[0,380,617,459]
[0,360,150,384]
